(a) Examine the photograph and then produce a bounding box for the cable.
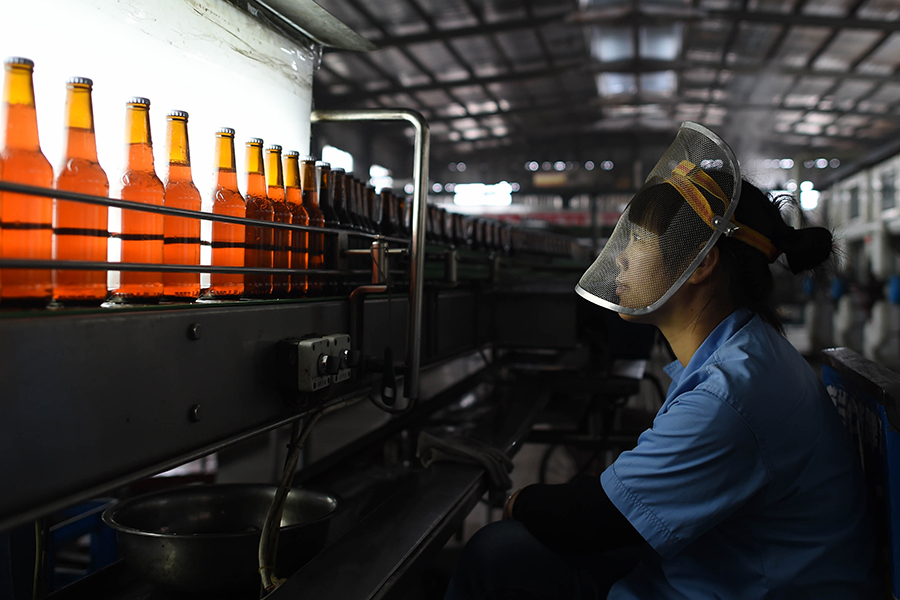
[258,411,323,595]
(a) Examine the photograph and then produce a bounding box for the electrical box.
[277,334,358,393]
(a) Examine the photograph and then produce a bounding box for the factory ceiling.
[309,0,900,191]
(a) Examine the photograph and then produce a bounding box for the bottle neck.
[284,156,301,188]
[245,144,266,197]
[125,104,155,171]
[1,64,40,150]
[214,135,239,189]
[300,160,319,207]
[62,84,98,161]
[165,117,192,181]
[266,150,284,187]
[317,167,331,208]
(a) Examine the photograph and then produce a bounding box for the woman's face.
[615,225,665,310]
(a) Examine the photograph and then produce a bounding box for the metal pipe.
[312,108,430,403]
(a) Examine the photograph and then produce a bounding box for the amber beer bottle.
[283,151,308,296]
[0,57,53,304]
[113,98,164,302]
[207,128,245,298]
[300,156,324,295]
[316,161,340,293]
[162,110,201,300]
[266,145,291,297]
[52,76,109,304]
[243,138,273,297]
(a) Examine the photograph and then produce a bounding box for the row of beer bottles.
[0,56,368,305]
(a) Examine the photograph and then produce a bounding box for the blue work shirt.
[602,308,877,599]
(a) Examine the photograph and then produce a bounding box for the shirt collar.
[662,308,754,384]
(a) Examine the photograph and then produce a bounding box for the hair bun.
[775,226,833,274]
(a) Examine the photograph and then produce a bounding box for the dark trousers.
[444,520,638,600]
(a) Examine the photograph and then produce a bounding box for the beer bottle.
[315,161,340,227]
[380,188,395,237]
[300,156,324,295]
[266,144,290,297]
[366,185,381,234]
[243,138,273,298]
[283,151,308,297]
[316,161,340,293]
[345,174,364,231]
[113,97,164,302]
[53,76,108,304]
[162,110,201,300]
[331,168,352,228]
[207,128,245,298]
[0,57,53,304]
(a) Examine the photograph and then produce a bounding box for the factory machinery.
[0,103,598,599]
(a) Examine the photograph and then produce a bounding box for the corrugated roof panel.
[857,0,900,20]
[495,29,545,66]
[856,32,900,74]
[771,26,832,69]
[802,0,859,17]
[830,79,879,107]
[416,0,479,29]
[451,36,504,77]
[683,20,729,63]
[812,29,885,71]
[747,0,801,12]
[726,22,784,65]
[783,76,836,107]
[415,89,455,107]
[405,41,468,81]
[366,47,424,86]
[864,82,900,104]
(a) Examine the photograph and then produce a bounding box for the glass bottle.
[366,185,381,235]
[207,128,245,298]
[266,144,291,297]
[0,57,53,304]
[53,76,109,304]
[380,188,396,237]
[113,97,164,302]
[243,138,273,298]
[316,161,340,294]
[162,110,201,300]
[300,156,324,295]
[283,151,308,297]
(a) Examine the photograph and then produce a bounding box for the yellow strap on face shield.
[665,160,781,262]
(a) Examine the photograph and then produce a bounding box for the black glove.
[416,431,514,491]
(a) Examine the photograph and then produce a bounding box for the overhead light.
[453,182,513,207]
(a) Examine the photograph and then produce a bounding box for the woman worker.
[445,122,877,599]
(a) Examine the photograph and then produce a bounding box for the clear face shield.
[575,122,742,315]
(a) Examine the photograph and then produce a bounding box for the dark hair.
[716,180,833,333]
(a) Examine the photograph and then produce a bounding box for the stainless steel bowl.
[102,483,339,595]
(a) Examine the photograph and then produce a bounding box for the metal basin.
[102,483,339,595]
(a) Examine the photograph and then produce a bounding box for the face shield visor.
[575,122,742,315]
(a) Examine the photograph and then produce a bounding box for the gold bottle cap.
[266,144,282,152]
[284,150,300,158]
[216,127,235,136]
[167,110,189,119]
[127,97,150,106]
[247,137,264,145]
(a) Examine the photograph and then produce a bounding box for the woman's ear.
[688,246,719,284]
